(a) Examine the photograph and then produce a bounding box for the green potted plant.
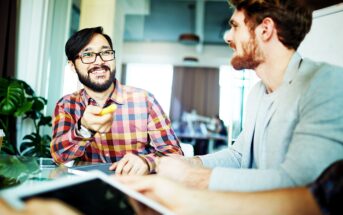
[0,77,52,157]
[0,155,40,188]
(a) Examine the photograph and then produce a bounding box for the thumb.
[109,162,117,170]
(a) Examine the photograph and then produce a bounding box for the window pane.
[126,64,174,116]
[219,66,259,141]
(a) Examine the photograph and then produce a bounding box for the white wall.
[123,42,232,68]
[16,0,72,147]
[299,3,343,67]
[79,0,125,81]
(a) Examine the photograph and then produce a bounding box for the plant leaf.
[14,101,33,117]
[20,142,35,152]
[32,99,44,111]
[22,134,36,141]
[0,82,25,115]
[38,116,52,127]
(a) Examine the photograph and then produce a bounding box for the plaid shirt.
[51,79,183,172]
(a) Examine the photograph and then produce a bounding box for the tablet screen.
[20,178,160,215]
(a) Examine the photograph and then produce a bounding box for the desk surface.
[0,155,115,190]
[176,132,227,141]
[0,155,69,190]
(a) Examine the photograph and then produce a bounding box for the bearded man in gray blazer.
[156,0,343,191]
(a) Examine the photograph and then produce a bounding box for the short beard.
[231,34,264,70]
[75,65,116,92]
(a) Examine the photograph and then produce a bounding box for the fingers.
[92,112,113,124]
[114,156,130,175]
[117,175,156,192]
[96,122,113,133]
[89,113,113,129]
[26,199,81,215]
[167,154,184,159]
[128,165,139,176]
[113,154,149,176]
[81,105,116,133]
[156,156,189,178]
[155,157,161,173]
[109,162,117,170]
[85,105,102,115]
[123,162,134,175]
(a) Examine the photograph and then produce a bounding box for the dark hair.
[65,26,113,61]
[228,0,313,50]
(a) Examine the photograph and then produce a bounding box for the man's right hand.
[156,156,211,189]
[81,105,114,133]
[116,175,192,215]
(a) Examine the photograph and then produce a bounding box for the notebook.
[0,171,173,215]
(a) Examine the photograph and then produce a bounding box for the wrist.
[137,154,151,174]
[76,119,94,138]
[187,156,203,167]
[186,167,211,189]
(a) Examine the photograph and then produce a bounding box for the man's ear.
[259,17,275,41]
[68,60,76,72]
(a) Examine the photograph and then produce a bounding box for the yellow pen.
[99,104,117,116]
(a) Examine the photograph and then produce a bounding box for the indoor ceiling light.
[183,56,199,63]
[179,33,200,45]
[178,2,202,46]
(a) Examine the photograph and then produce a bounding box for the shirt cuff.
[138,154,157,173]
[71,126,93,146]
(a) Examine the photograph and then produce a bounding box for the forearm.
[223,188,321,215]
[146,130,184,172]
[200,147,242,169]
[208,167,296,191]
[140,145,184,173]
[187,156,204,167]
[175,188,321,215]
[184,166,211,189]
[51,128,90,164]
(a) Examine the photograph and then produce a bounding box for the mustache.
[88,65,111,75]
[229,42,236,50]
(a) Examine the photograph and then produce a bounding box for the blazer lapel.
[240,83,265,168]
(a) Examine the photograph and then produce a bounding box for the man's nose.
[223,29,232,44]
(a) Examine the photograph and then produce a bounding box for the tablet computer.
[0,172,173,215]
[68,163,115,175]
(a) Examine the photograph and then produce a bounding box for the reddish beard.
[230,35,264,70]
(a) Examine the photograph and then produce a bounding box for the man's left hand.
[157,156,211,189]
[110,153,149,175]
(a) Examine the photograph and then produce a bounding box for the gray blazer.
[201,53,343,191]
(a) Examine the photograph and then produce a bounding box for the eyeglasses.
[77,50,115,64]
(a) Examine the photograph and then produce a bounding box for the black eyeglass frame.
[76,50,115,64]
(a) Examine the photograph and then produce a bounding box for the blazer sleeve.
[207,64,343,191]
[200,133,244,169]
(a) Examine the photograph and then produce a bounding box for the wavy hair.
[228,0,313,50]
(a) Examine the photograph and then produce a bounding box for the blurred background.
[1,0,343,155]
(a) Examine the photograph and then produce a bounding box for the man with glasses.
[51,27,183,175]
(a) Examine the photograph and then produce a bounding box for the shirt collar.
[283,52,303,85]
[110,79,125,105]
